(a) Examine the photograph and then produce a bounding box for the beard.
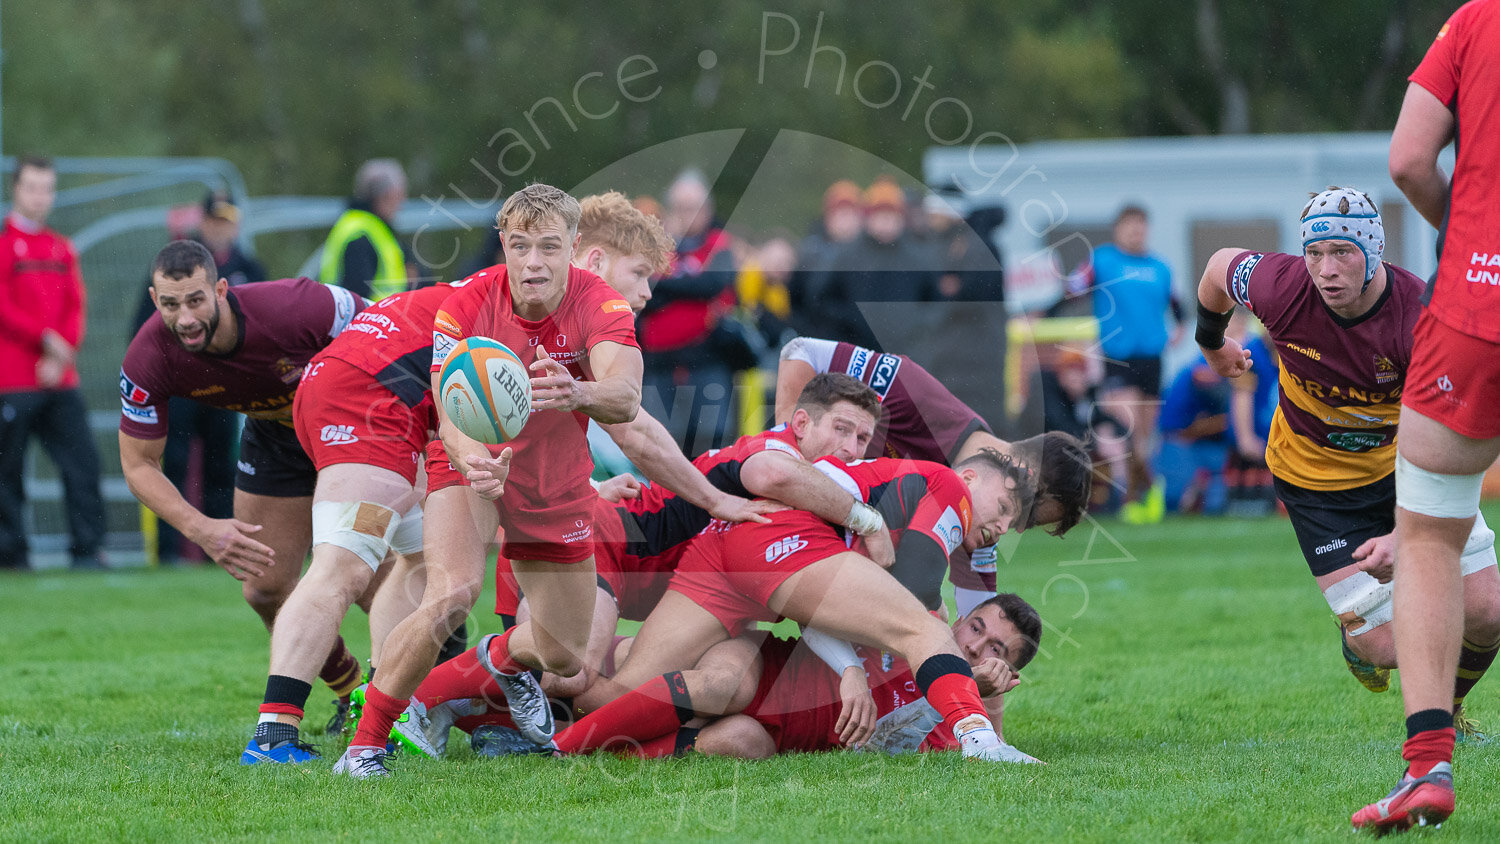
[173,299,221,352]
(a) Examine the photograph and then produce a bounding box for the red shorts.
[425,439,595,564]
[293,358,430,484]
[1404,311,1500,440]
[666,510,849,637]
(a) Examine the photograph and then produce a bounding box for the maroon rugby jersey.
[1224,251,1424,490]
[1409,1,1500,343]
[119,278,363,438]
[825,342,990,463]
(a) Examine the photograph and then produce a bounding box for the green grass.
[4,511,1500,841]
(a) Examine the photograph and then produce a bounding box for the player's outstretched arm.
[118,430,274,580]
[740,449,895,567]
[531,341,641,423]
[602,408,773,523]
[1196,248,1252,379]
[1390,82,1454,229]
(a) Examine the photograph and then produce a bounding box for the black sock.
[1455,637,1499,707]
[254,721,299,749]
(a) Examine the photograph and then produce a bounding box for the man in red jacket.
[0,156,105,570]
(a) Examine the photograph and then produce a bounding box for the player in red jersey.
[506,594,1039,761]
[240,282,454,764]
[776,337,1093,613]
[1195,188,1499,730]
[119,240,367,728]
[1355,2,1500,830]
[336,185,770,777]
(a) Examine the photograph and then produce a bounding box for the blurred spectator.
[807,176,939,351]
[637,170,743,454]
[790,180,863,335]
[736,235,798,355]
[1157,357,1231,514]
[632,194,664,221]
[320,158,408,301]
[0,155,106,570]
[130,192,262,565]
[1075,204,1185,523]
[1225,320,1279,515]
[1040,349,1128,511]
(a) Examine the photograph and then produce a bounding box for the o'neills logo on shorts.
[561,525,593,544]
[1314,537,1347,555]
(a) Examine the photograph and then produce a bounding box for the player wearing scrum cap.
[1194,187,1500,733]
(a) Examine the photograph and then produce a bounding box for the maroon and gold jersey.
[1409,0,1500,344]
[1224,251,1425,490]
[823,341,990,463]
[119,278,362,439]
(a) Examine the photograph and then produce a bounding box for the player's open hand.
[709,493,780,524]
[972,656,1020,697]
[530,347,587,413]
[835,666,877,748]
[1203,336,1252,379]
[1352,532,1396,583]
[196,518,275,581]
[467,447,514,501]
[596,473,642,503]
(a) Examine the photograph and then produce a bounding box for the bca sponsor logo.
[119,373,149,404]
[1231,253,1262,305]
[765,534,809,565]
[320,424,358,445]
[869,354,902,399]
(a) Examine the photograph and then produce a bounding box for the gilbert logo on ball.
[438,337,531,444]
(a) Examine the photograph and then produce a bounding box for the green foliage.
[4,513,1500,840]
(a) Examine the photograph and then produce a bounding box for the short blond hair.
[496,183,581,236]
[577,191,675,275]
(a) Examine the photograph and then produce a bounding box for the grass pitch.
[3,510,1499,841]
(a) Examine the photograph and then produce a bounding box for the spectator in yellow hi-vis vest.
[320,159,407,301]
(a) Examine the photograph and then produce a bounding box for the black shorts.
[1102,357,1163,396]
[1274,473,1394,577]
[236,417,317,497]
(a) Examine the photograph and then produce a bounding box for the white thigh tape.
[1395,454,1483,519]
[1324,571,1393,636]
[390,502,424,556]
[311,500,399,572]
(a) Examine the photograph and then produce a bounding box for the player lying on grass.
[336,186,771,777]
[776,336,1092,614]
[471,594,1041,763]
[119,241,372,739]
[1195,187,1500,739]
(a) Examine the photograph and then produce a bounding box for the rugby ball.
[438,337,530,444]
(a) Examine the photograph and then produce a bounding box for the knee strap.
[311,500,399,572]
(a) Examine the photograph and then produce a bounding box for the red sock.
[617,732,682,759]
[414,645,502,707]
[486,629,528,676]
[319,637,363,699]
[925,672,988,731]
[1403,728,1456,779]
[554,673,694,755]
[350,684,410,750]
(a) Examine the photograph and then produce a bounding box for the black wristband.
[1195,302,1234,350]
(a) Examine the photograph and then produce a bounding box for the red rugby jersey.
[1409,0,1500,343]
[430,264,638,500]
[0,215,85,392]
